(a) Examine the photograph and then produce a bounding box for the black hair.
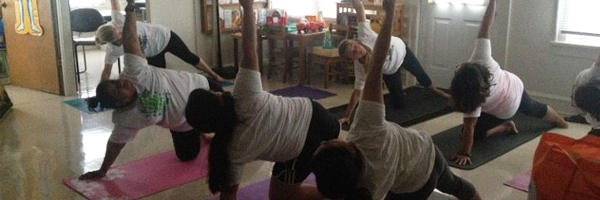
[311,143,371,200]
[450,63,492,113]
[185,88,237,193]
[87,80,119,112]
[574,81,600,121]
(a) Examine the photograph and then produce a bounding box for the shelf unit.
[200,0,268,34]
[335,2,404,38]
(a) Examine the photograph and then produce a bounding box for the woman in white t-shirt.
[94,0,224,82]
[78,1,222,180]
[311,2,480,199]
[565,52,600,122]
[337,0,450,125]
[184,0,340,199]
[449,0,568,166]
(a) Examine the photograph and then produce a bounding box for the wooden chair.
[307,32,352,88]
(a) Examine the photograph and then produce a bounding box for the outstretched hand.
[451,153,472,166]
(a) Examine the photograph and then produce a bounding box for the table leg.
[299,39,306,85]
[233,38,239,69]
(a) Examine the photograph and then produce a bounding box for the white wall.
[506,0,600,114]
[148,0,214,73]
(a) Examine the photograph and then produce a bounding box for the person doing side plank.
[449,0,568,166]
[184,0,341,199]
[311,0,481,199]
[95,0,224,82]
[337,0,450,125]
[79,0,222,180]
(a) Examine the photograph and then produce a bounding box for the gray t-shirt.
[228,68,313,185]
[349,100,435,200]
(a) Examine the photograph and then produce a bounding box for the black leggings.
[147,31,201,69]
[272,101,341,184]
[386,147,476,200]
[383,47,432,106]
[474,90,548,140]
[170,129,202,161]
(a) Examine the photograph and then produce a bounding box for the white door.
[418,1,488,89]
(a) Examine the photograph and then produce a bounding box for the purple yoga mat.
[503,171,531,192]
[63,141,209,200]
[210,174,316,200]
[270,86,336,100]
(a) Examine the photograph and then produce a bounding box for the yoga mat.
[564,115,589,125]
[328,86,453,130]
[220,80,234,87]
[270,85,336,100]
[210,174,316,200]
[503,171,531,193]
[63,142,209,200]
[432,113,552,170]
[63,98,110,114]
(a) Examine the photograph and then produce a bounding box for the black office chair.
[71,8,121,82]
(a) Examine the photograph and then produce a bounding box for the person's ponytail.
[185,89,238,193]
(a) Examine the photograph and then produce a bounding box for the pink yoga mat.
[503,171,531,193]
[63,142,209,200]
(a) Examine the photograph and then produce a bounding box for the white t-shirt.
[104,10,171,65]
[575,62,600,128]
[354,21,407,90]
[108,54,210,143]
[463,39,524,119]
[349,100,435,200]
[228,68,313,184]
[574,63,600,86]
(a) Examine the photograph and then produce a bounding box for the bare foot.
[503,121,518,134]
[486,120,518,137]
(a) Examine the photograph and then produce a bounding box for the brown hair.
[95,24,117,44]
[338,39,373,70]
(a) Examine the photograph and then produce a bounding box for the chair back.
[70,8,106,33]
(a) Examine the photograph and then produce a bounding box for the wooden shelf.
[201,1,268,34]
[335,2,404,39]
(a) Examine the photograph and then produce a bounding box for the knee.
[176,150,199,161]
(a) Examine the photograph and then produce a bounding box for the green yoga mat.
[328,86,453,130]
[432,112,553,170]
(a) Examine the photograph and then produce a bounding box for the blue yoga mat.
[63,98,111,114]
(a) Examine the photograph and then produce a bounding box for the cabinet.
[335,2,404,39]
[200,0,269,34]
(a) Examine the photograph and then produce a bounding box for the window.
[556,0,600,47]
[69,0,105,9]
[271,0,341,19]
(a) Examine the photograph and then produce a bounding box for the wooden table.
[231,32,267,72]
[284,31,327,85]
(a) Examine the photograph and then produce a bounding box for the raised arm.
[122,0,143,57]
[110,0,120,11]
[361,0,395,103]
[477,0,497,39]
[240,0,259,71]
[351,0,367,23]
